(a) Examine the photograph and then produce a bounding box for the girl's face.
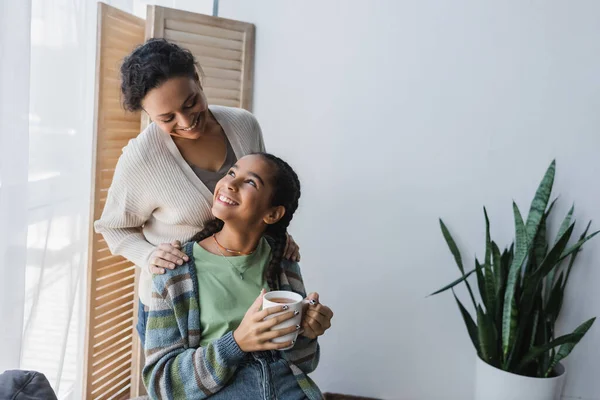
[141,76,209,140]
[212,155,285,227]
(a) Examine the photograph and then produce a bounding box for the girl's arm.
[143,270,246,399]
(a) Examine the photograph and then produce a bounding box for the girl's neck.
[214,224,263,256]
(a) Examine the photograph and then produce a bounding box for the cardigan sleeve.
[143,268,246,399]
[94,141,157,269]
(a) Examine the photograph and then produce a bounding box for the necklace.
[212,234,256,256]
[213,239,250,280]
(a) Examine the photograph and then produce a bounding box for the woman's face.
[141,76,209,140]
[212,155,285,227]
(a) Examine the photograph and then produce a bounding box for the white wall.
[219,1,600,399]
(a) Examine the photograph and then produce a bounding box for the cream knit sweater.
[94,105,265,305]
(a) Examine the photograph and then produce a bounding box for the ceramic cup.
[262,290,310,350]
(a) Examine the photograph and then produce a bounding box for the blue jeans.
[211,351,307,400]
[137,301,306,399]
[136,300,148,347]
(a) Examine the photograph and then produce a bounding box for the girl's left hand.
[284,233,301,262]
[300,292,333,339]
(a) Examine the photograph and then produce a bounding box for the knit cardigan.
[94,105,265,305]
[143,241,323,400]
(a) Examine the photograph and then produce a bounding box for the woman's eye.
[184,97,197,109]
[162,116,174,123]
[246,180,257,188]
[227,170,235,177]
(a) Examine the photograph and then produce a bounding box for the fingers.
[284,234,300,262]
[255,304,293,321]
[305,292,320,303]
[158,243,189,263]
[151,255,178,270]
[249,289,266,314]
[264,310,297,329]
[263,323,301,340]
[149,265,165,275]
[306,304,333,319]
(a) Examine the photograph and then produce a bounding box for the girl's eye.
[227,170,235,177]
[162,115,174,123]
[246,180,257,188]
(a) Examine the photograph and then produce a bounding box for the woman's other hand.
[148,241,189,274]
[284,233,301,262]
[300,292,333,339]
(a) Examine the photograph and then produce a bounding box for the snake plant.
[431,160,598,377]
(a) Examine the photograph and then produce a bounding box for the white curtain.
[0,0,32,377]
[0,1,213,398]
[1,0,97,398]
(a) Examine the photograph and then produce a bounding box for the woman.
[144,153,333,400]
[94,39,299,344]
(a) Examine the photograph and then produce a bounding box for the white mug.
[262,290,310,350]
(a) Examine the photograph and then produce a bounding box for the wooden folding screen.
[84,4,144,400]
[85,3,255,399]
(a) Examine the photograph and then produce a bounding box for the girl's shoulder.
[151,244,196,298]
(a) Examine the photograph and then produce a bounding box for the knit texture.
[143,241,323,400]
[94,105,265,305]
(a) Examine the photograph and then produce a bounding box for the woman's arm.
[143,271,246,399]
[94,143,157,268]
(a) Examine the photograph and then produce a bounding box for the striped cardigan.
[143,241,323,400]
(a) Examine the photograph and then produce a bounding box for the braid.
[254,153,302,287]
[190,218,224,243]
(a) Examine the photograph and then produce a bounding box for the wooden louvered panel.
[84,3,144,400]
[147,5,255,110]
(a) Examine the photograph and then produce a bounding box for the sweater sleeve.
[94,142,157,268]
[143,273,246,399]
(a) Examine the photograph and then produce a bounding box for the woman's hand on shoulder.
[300,292,333,339]
[284,233,301,262]
[148,241,189,274]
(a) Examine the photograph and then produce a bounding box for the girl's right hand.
[148,241,189,274]
[233,289,300,352]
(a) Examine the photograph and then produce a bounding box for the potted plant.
[431,160,598,400]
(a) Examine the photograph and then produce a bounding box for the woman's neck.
[214,224,263,256]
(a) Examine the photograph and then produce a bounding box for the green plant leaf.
[532,223,575,281]
[440,219,477,308]
[544,318,596,377]
[491,241,505,329]
[555,205,575,246]
[545,272,564,327]
[558,229,600,263]
[477,305,498,365]
[517,331,585,372]
[475,259,487,309]
[502,202,527,360]
[524,160,555,246]
[546,205,574,301]
[563,221,593,287]
[484,207,492,266]
[428,268,477,297]
[452,289,480,354]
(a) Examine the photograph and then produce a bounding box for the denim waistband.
[244,350,281,364]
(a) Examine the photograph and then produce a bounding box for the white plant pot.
[474,356,566,400]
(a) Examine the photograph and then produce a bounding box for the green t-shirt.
[193,237,271,347]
